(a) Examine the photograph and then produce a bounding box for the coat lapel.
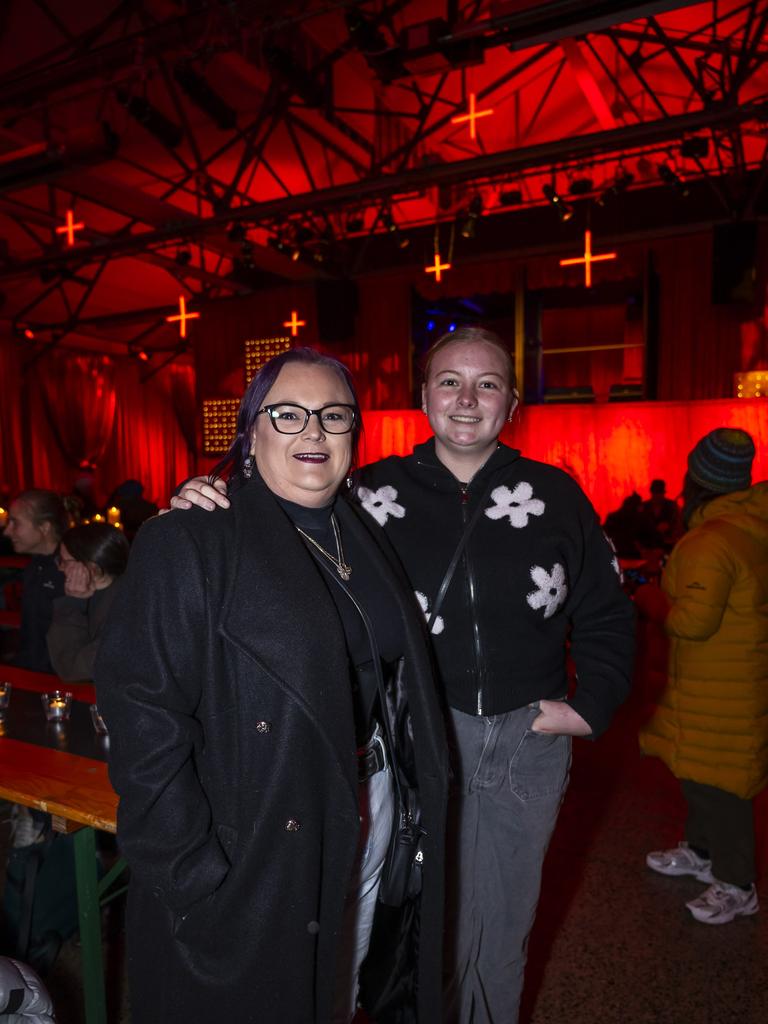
[220,477,357,794]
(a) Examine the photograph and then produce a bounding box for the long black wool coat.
[94,475,448,1024]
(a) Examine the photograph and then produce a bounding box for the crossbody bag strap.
[307,553,408,808]
[427,478,495,632]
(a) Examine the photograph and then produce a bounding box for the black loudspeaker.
[711,222,757,305]
[315,279,359,342]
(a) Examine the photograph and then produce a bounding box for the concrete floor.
[2,689,766,1023]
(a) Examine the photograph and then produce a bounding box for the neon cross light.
[166,295,200,338]
[425,253,451,283]
[55,210,85,247]
[451,93,494,141]
[559,230,617,287]
[282,311,306,337]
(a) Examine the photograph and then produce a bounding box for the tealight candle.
[107,506,120,525]
[41,691,73,721]
[0,507,7,528]
[0,682,11,709]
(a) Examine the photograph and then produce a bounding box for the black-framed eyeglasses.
[257,403,357,435]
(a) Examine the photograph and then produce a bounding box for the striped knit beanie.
[687,427,755,494]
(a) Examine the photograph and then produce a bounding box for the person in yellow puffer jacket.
[637,427,768,925]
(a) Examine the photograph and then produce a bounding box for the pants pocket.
[508,730,571,801]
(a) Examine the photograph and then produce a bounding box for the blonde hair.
[423,326,517,391]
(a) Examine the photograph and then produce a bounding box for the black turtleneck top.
[277,496,404,743]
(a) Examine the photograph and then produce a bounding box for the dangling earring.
[243,455,254,479]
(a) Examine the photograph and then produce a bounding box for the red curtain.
[359,397,768,520]
[38,352,117,470]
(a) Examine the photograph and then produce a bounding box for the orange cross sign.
[559,230,617,287]
[451,93,494,141]
[166,295,200,338]
[425,254,451,283]
[283,311,306,336]
[55,210,85,247]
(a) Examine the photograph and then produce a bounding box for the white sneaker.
[686,882,759,925]
[646,841,714,882]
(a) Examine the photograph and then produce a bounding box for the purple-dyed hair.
[211,347,363,484]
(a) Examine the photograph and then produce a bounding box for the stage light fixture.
[543,183,573,222]
[569,173,594,196]
[597,166,635,205]
[175,246,192,266]
[460,195,483,239]
[13,322,35,340]
[657,162,689,195]
[345,10,406,82]
[680,136,709,159]
[117,90,183,149]
[174,63,237,131]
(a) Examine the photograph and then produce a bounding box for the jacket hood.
[690,479,768,540]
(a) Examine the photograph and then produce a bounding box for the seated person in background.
[47,523,128,682]
[107,479,157,542]
[603,492,644,557]
[639,478,682,551]
[3,490,67,672]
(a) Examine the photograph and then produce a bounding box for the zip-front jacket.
[640,481,768,799]
[356,439,635,737]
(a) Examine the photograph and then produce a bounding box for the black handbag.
[377,785,425,908]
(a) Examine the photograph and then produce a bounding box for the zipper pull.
[459,483,469,504]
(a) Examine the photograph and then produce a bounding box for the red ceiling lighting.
[282,311,306,337]
[55,209,85,247]
[451,93,494,141]
[166,295,200,338]
[559,230,616,287]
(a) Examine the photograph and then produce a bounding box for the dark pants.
[682,779,755,887]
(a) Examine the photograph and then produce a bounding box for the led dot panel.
[245,336,291,385]
[202,398,239,455]
[735,371,768,399]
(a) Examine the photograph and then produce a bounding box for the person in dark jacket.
[173,327,636,1024]
[95,349,448,1024]
[47,522,129,681]
[4,490,67,672]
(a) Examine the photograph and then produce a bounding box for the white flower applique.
[485,482,545,529]
[358,485,406,527]
[526,563,567,619]
[414,591,444,635]
[603,532,622,579]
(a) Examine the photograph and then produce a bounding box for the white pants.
[332,761,395,1023]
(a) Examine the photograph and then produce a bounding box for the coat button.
[255,721,272,734]
[285,819,301,832]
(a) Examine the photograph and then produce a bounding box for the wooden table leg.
[73,826,107,1024]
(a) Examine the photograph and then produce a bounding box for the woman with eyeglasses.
[174,327,635,1024]
[94,348,447,1024]
[47,522,129,682]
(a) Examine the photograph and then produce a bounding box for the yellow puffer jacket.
[639,481,768,798]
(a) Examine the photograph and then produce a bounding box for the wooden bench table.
[0,668,121,1024]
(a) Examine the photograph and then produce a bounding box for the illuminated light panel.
[734,371,767,399]
[202,398,240,455]
[451,93,494,141]
[425,253,451,282]
[166,295,200,338]
[559,230,617,287]
[282,311,306,337]
[245,336,291,384]
[55,209,85,247]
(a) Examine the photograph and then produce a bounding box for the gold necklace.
[296,513,352,580]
